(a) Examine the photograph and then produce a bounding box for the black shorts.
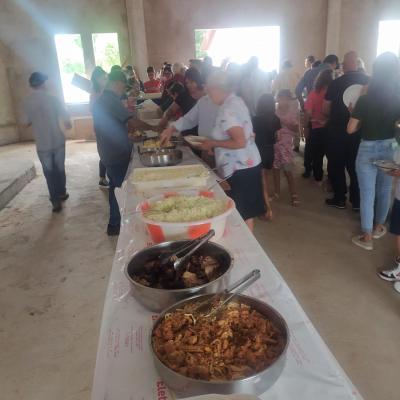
[390,199,400,235]
[227,164,265,220]
[260,146,274,170]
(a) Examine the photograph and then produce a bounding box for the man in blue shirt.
[295,54,339,109]
[93,70,149,236]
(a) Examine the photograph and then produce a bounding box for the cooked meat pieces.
[132,252,222,289]
[152,302,286,381]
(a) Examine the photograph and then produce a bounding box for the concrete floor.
[0,141,399,400]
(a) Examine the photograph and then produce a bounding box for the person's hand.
[160,126,175,145]
[348,102,354,114]
[200,139,215,154]
[387,169,400,177]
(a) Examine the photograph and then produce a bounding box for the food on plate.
[132,253,222,289]
[152,301,285,381]
[133,165,209,183]
[144,195,228,222]
[143,138,172,149]
[129,129,144,138]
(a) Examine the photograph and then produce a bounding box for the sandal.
[291,194,300,207]
[259,209,273,221]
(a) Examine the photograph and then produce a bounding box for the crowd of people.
[22,50,400,292]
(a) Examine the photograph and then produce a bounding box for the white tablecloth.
[91,147,364,400]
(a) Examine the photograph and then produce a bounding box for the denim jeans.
[106,162,129,227]
[356,139,395,233]
[99,160,106,179]
[37,146,66,203]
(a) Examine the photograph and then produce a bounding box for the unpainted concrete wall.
[0,0,131,142]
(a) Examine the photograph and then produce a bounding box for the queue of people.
[23,51,400,291]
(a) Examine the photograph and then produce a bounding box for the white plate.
[373,160,400,171]
[343,84,363,108]
[184,135,207,148]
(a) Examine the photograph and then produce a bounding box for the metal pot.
[139,148,183,167]
[150,294,289,397]
[125,240,233,312]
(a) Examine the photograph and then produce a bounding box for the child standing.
[273,89,300,206]
[253,94,281,220]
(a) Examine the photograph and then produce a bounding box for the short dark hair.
[323,54,339,67]
[108,70,127,84]
[306,55,315,64]
[29,72,48,88]
[110,65,122,72]
[256,93,276,117]
[147,66,155,73]
[167,81,184,96]
[312,60,322,68]
[184,67,204,88]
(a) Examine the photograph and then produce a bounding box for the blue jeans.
[356,139,395,233]
[106,162,129,227]
[37,146,66,203]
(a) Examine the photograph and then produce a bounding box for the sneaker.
[52,201,62,213]
[352,235,373,250]
[372,226,387,239]
[394,281,400,293]
[59,192,69,201]
[302,171,311,178]
[99,178,109,189]
[378,260,400,281]
[107,224,120,236]
[325,198,346,209]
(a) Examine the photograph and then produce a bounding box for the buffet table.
[91,146,363,400]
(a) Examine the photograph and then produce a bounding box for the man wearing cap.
[22,72,72,212]
[93,69,150,236]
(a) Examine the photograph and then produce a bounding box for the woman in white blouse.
[200,71,265,231]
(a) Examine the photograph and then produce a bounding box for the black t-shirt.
[175,90,198,115]
[253,114,281,149]
[325,71,369,128]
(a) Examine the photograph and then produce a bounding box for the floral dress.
[273,104,299,169]
[211,94,261,178]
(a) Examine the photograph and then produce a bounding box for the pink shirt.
[304,88,327,129]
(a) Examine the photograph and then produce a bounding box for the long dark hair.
[184,67,204,89]
[367,52,400,113]
[314,69,333,93]
[256,93,276,117]
[91,66,107,93]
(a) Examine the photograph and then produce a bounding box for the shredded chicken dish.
[152,301,285,380]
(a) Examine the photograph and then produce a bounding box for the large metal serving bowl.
[125,240,233,312]
[139,148,183,167]
[150,294,289,397]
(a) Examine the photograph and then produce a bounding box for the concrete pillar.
[325,0,342,56]
[126,0,149,79]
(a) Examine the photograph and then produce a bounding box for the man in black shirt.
[323,51,369,209]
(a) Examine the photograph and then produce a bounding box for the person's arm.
[55,98,72,130]
[295,73,307,109]
[347,118,360,134]
[160,101,200,144]
[322,100,331,120]
[158,102,181,129]
[200,126,246,152]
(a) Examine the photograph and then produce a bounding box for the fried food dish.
[152,302,285,381]
[132,254,222,289]
[142,138,172,149]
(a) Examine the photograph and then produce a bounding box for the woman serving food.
[198,71,265,231]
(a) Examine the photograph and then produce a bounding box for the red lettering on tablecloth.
[135,326,143,352]
[289,332,311,366]
[107,329,114,358]
[113,328,120,358]
[156,381,169,400]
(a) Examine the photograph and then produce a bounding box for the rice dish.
[145,195,227,222]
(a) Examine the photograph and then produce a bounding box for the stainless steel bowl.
[139,148,183,167]
[125,240,233,312]
[150,294,289,397]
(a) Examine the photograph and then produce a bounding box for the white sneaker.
[372,226,387,239]
[394,281,400,293]
[352,235,373,250]
[378,260,400,281]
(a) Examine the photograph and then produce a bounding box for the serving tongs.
[159,229,216,273]
[193,269,261,319]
